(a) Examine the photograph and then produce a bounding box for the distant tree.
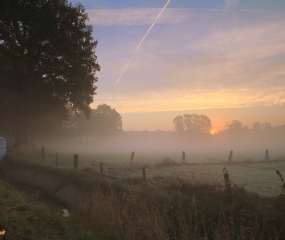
[173,114,212,136]
[225,120,248,134]
[252,121,262,130]
[183,114,212,134]
[263,122,272,129]
[68,104,122,140]
[92,104,122,139]
[173,116,185,133]
[71,113,92,141]
[0,0,100,146]
[251,121,272,131]
[226,120,243,130]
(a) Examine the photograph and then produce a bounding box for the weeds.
[0,180,102,240]
[223,167,231,194]
[3,153,285,239]
[66,172,285,240]
[276,170,285,195]
[156,157,178,167]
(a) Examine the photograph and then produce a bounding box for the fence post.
[142,167,146,181]
[265,149,269,160]
[131,151,134,165]
[41,145,45,162]
[100,162,103,176]
[74,154,78,169]
[55,152,58,167]
[89,191,92,221]
[228,150,233,162]
[182,151,185,163]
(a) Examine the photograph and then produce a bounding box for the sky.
[70,0,285,132]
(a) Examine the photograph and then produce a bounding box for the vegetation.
[67,104,123,141]
[0,180,105,240]
[0,0,100,147]
[2,152,285,239]
[173,114,212,136]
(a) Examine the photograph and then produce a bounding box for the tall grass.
[68,171,284,240]
[0,180,103,240]
[3,149,285,239]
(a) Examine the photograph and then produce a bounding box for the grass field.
[32,148,285,197]
[4,147,285,239]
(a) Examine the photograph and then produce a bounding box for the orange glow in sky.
[82,0,285,131]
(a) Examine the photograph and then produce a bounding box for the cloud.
[224,0,239,10]
[95,87,285,114]
[87,7,280,26]
[87,8,189,25]
[91,5,285,114]
[118,13,285,91]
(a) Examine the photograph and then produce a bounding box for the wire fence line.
[37,150,285,197]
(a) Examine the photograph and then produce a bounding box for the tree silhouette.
[0,0,100,146]
[173,116,185,133]
[173,114,212,136]
[226,120,243,130]
[71,104,122,140]
[183,114,212,134]
[92,104,122,139]
[224,120,248,135]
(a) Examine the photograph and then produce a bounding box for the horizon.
[70,0,285,131]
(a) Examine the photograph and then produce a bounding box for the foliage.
[0,0,100,146]
[3,151,285,239]
[173,115,185,133]
[173,114,212,136]
[224,120,249,134]
[92,104,122,139]
[276,170,285,195]
[70,104,122,140]
[0,180,104,240]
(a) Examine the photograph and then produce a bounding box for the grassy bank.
[2,151,285,239]
[0,179,108,240]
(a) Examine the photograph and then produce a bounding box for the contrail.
[115,0,171,86]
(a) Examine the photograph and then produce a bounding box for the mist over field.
[44,126,285,162]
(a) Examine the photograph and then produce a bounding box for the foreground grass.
[0,180,103,240]
[70,174,285,240]
[2,150,285,239]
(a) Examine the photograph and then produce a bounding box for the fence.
[36,149,285,197]
[0,137,6,160]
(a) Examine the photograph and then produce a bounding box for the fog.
[44,126,285,163]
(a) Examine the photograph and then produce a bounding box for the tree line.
[173,114,280,138]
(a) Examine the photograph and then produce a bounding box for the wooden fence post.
[55,152,58,167]
[142,167,146,181]
[131,151,134,165]
[100,162,103,176]
[41,145,45,162]
[182,151,185,163]
[74,154,78,169]
[228,150,233,162]
[265,149,269,160]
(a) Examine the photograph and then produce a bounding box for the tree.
[225,120,243,131]
[173,116,185,133]
[252,121,262,130]
[173,114,212,136]
[225,120,248,135]
[0,0,100,146]
[70,104,122,140]
[183,114,212,134]
[91,104,122,139]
